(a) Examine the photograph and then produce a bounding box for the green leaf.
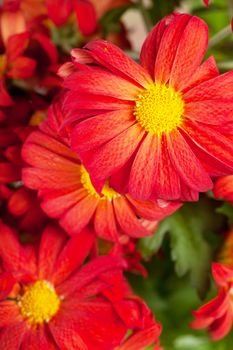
[216,201,233,224]
[167,208,211,298]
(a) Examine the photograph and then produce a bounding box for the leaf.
[139,198,220,298]
[167,208,211,298]
[216,201,233,225]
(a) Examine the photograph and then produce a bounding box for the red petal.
[49,320,88,350]
[71,110,135,153]
[46,0,72,26]
[212,262,233,287]
[0,81,13,107]
[8,56,36,79]
[210,308,233,341]
[113,197,151,238]
[22,326,57,350]
[0,221,25,271]
[85,40,152,87]
[184,70,233,102]
[129,133,159,200]
[154,14,191,84]
[60,195,98,235]
[169,16,208,91]
[0,322,27,350]
[94,200,119,242]
[57,256,126,296]
[0,301,21,327]
[181,121,233,173]
[8,187,33,216]
[192,290,229,321]
[185,100,233,125]
[140,19,167,78]
[33,33,58,64]
[78,124,144,189]
[74,0,97,36]
[64,67,141,100]
[38,225,67,280]
[0,273,15,300]
[0,162,20,183]
[6,31,29,62]
[167,130,212,192]
[214,176,233,203]
[119,324,161,350]
[127,196,182,221]
[183,56,219,93]
[52,228,94,285]
[41,188,86,218]
[152,136,181,200]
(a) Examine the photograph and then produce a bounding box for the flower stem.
[138,0,153,32]
[208,24,232,48]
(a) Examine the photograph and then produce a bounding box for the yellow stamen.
[80,165,120,201]
[134,83,184,135]
[18,280,60,325]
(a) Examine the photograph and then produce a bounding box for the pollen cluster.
[80,165,120,201]
[134,83,185,135]
[18,280,60,325]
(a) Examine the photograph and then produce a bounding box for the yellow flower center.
[18,280,60,325]
[134,83,184,135]
[80,165,120,201]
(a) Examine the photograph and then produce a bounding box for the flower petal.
[63,67,141,100]
[154,14,191,84]
[152,137,181,200]
[113,197,151,238]
[129,133,159,200]
[0,322,27,350]
[210,308,233,341]
[85,40,152,87]
[182,56,219,93]
[169,16,208,90]
[60,195,98,235]
[52,228,94,285]
[0,301,21,327]
[184,71,233,102]
[78,124,145,190]
[140,19,167,78]
[94,200,119,242]
[185,100,233,125]
[181,121,233,173]
[167,129,212,192]
[71,110,135,153]
[38,225,67,280]
[57,256,126,297]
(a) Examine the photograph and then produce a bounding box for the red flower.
[214,175,233,205]
[22,98,181,242]
[191,262,233,340]
[0,220,160,349]
[62,14,233,202]
[0,31,36,80]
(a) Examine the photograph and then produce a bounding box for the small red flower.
[0,220,160,349]
[22,98,181,242]
[191,262,233,340]
[62,13,233,202]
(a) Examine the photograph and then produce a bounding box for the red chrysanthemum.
[62,13,233,202]
[214,175,233,205]
[22,98,181,242]
[218,227,233,268]
[0,220,160,349]
[191,262,233,340]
